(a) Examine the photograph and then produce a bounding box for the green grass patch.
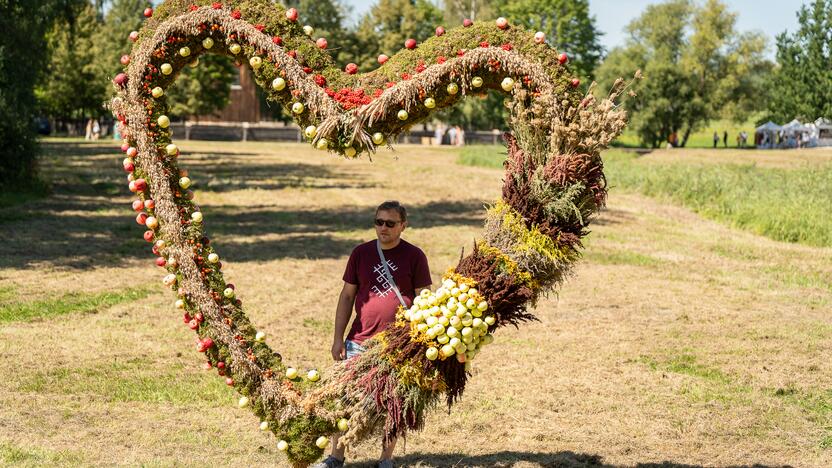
[614,117,760,149]
[640,354,752,404]
[0,287,154,323]
[17,358,230,405]
[456,145,506,169]
[771,386,832,448]
[585,248,663,267]
[603,151,832,248]
[641,354,732,385]
[0,442,84,466]
[302,317,333,333]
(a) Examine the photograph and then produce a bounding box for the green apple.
[303,25,314,36]
[416,323,428,333]
[425,327,438,339]
[202,37,214,49]
[424,97,436,108]
[160,63,173,75]
[501,77,515,91]
[447,83,458,94]
[277,440,288,451]
[166,143,179,156]
[440,344,455,358]
[449,316,461,328]
[461,327,473,338]
[449,337,461,348]
[315,436,329,448]
[472,318,483,328]
[307,369,320,382]
[344,146,356,158]
[466,298,476,309]
[223,287,234,298]
[451,287,460,296]
[179,176,191,189]
[458,293,469,304]
[397,109,408,120]
[372,132,385,145]
[238,396,249,408]
[438,315,449,326]
[285,367,298,379]
[472,76,483,87]
[315,138,329,150]
[292,102,304,114]
[437,334,449,344]
[229,43,241,54]
[191,211,203,223]
[255,331,266,342]
[468,288,478,295]
[338,418,349,432]
[425,346,439,360]
[259,421,269,431]
[482,334,494,345]
[484,315,496,326]
[459,283,469,293]
[157,115,170,128]
[151,87,164,98]
[179,46,191,57]
[272,77,286,91]
[446,326,459,338]
[175,299,185,309]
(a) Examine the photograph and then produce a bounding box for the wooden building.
[199,65,261,122]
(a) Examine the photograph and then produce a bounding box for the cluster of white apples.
[403,277,495,364]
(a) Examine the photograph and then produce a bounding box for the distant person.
[92,119,101,140]
[85,118,94,140]
[736,133,741,147]
[455,126,465,146]
[448,126,457,146]
[740,131,748,148]
[723,131,728,148]
[713,131,719,148]
[433,124,445,145]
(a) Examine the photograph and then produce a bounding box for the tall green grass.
[603,151,832,247]
[456,147,832,248]
[0,287,154,323]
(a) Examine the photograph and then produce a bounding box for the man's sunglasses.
[374,218,402,228]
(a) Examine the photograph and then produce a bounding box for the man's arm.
[332,282,358,360]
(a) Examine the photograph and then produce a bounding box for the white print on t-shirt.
[371,260,399,297]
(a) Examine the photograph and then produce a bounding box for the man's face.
[374,209,406,244]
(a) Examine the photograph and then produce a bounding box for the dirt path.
[0,140,829,467]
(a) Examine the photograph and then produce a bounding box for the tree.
[36,0,108,127]
[165,54,236,121]
[93,0,150,86]
[500,0,603,80]
[353,0,444,70]
[0,0,74,190]
[596,0,769,148]
[765,0,832,123]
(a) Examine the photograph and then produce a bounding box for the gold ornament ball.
[424,97,436,108]
[249,56,262,69]
[372,132,385,145]
[151,87,164,98]
[229,43,241,55]
[397,109,408,121]
[501,77,515,91]
[292,102,304,114]
[472,76,483,88]
[344,146,357,158]
[304,125,317,139]
[166,143,178,156]
[315,436,329,449]
[157,115,170,128]
[179,46,190,57]
[202,37,214,49]
[160,63,173,75]
[446,82,458,94]
[272,77,286,91]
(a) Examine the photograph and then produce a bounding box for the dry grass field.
[0,140,830,467]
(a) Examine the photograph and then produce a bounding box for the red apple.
[558,52,568,64]
[143,7,153,17]
[132,200,144,212]
[120,55,131,65]
[202,362,213,370]
[226,283,235,290]
[272,36,283,45]
[143,230,154,242]
[285,8,298,22]
[121,142,129,152]
[155,257,166,267]
[188,319,199,330]
[435,26,445,36]
[136,213,148,225]
[571,78,580,88]
[113,73,128,87]
[195,312,204,322]
[144,199,155,210]
[129,31,139,42]
[217,362,226,370]
[377,54,388,65]
[496,17,508,29]
[405,38,417,49]
[183,312,191,323]
[225,377,234,386]
[463,18,473,27]
[345,63,358,74]
[134,178,147,191]
[316,38,327,49]
[123,161,134,172]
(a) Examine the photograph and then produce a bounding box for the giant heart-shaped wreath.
[110,1,632,465]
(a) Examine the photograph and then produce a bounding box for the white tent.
[754,121,782,149]
[781,119,812,148]
[814,118,832,147]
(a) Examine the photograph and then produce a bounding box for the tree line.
[1,0,831,191]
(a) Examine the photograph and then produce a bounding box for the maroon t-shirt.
[343,239,432,344]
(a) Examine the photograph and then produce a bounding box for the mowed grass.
[0,139,830,467]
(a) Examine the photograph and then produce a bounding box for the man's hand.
[331,340,346,361]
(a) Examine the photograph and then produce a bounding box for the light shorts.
[345,339,366,360]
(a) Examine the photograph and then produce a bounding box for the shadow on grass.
[347,450,792,468]
[0,142,487,269]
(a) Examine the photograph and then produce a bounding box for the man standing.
[314,201,432,468]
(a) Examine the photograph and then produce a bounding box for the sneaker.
[311,455,344,468]
[377,459,394,468]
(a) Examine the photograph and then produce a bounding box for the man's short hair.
[376,200,407,222]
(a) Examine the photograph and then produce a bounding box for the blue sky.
[342,0,804,57]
